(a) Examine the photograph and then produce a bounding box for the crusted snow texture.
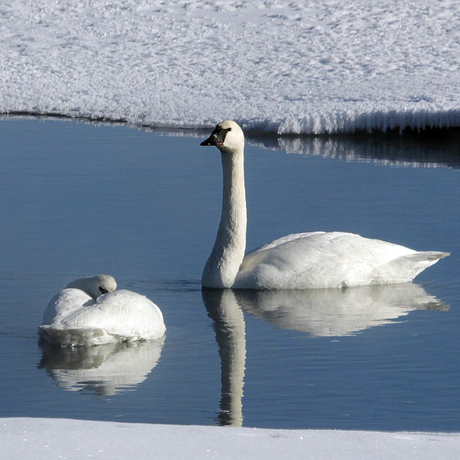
[1,1,460,134]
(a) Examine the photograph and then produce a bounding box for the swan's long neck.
[203,147,247,288]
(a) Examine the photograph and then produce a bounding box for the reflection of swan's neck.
[203,148,247,288]
[203,289,246,427]
[218,290,246,427]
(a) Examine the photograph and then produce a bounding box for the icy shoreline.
[1,1,459,135]
[2,418,460,460]
[4,109,460,136]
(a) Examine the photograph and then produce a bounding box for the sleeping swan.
[39,275,166,347]
[200,120,449,289]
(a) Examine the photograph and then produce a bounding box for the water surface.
[0,119,459,431]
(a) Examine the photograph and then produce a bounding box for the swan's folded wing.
[63,290,166,340]
[372,251,450,283]
[41,289,94,325]
[234,232,440,289]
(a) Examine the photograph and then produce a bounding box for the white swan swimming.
[200,120,449,289]
[39,275,166,347]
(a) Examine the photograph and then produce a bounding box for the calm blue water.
[0,119,459,431]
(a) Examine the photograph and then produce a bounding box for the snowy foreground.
[2,418,460,460]
[1,0,460,134]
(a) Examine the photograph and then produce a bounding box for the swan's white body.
[39,275,166,347]
[201,120,449,290]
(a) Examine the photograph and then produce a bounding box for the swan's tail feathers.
[374,251,450,284]
[425,251,450,261]
[38,325,109,347]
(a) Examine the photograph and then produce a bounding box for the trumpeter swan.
[39,275,165,346]
[200,120,449,289]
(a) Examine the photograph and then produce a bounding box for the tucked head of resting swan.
[39,275,166,347]
[65,274,117,300]
[200,120,450,290]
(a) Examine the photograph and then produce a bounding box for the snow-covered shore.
[2,418,460,460]
[1,0,460,134]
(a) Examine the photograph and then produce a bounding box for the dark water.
[0,119,459,431]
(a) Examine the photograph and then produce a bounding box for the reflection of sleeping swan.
[234,283,448,337]
[38,338,164,396]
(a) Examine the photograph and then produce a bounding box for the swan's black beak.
[200,134,219,146]
[200,127,231,147]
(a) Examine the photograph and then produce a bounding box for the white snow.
[1,0,460,134]
[2,418,460,460]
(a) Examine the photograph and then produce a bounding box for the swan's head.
[200,120,244,154]
[66,275,117,300]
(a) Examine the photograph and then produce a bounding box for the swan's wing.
[372,250,449,284]
[41,289,94,325]
[235,232,446,289]
[60,290,166,340]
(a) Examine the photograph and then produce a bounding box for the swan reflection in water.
[236,283,448,337]
[38,337,165,396]
[203,289,246,427]
[203,283,447,426]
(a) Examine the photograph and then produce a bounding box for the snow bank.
[1,0,460,134]
[2,418,460,460]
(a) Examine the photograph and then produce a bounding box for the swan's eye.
[99,287,108,295]
[227,127,232,131]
